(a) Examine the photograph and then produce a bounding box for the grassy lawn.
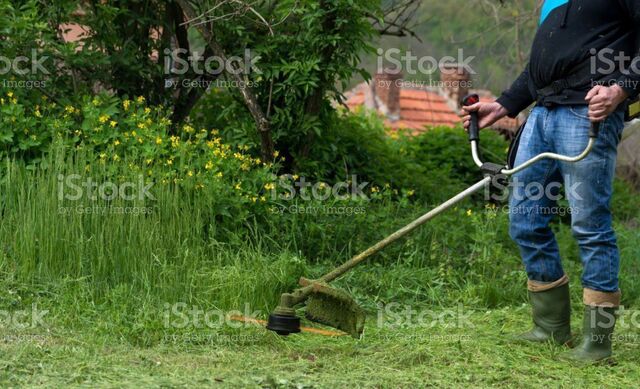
[2,306,639,388]
[1,148,638,388]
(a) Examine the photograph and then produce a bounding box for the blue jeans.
[509,106,624,292]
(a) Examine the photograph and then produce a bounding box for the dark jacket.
[497,0,640,117]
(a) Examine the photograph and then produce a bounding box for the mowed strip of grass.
[1,306,638,388]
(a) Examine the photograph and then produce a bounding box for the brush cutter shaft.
[317,120,600,285]
[318,176,492,284]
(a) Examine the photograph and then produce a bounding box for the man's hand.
[461,101,509,130]
[586,84,629,122]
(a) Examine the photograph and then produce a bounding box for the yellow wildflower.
[7,91,14,98]
[110,121,117,128]
[123,100,131,110]
[170,136,179,148]
[466,209,473,217]
[155,137,163,145]
[136,96,145,103]
[167,159,173,165]
[99,115,109,124]
[205,161,214,170]
[114,140,121,146]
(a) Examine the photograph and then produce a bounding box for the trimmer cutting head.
[266,312,301,336]
[266,278,366,338]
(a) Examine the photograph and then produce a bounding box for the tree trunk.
[175,0,275,162]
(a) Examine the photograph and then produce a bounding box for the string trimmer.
[267,94,602,338]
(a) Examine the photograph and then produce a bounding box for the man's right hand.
[461,101,509,130]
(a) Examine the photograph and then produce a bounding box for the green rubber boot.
[561,305,617,363]
[517,282,572,345]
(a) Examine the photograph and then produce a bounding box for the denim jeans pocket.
[568,106,589,120]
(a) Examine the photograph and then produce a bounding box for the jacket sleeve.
[496,65,535,118]
[617,0,640,99]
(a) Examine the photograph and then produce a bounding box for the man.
[462,0,639,362]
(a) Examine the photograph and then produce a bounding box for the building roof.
[344,81,520,134]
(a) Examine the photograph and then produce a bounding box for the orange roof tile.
[345,82,520,133]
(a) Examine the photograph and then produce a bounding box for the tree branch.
[175,0,274,162]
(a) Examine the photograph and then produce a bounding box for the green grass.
[1,151,639,387]
[1,305,639,388]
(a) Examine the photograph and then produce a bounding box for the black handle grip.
[462,94,480,142]
[589,122,601,138]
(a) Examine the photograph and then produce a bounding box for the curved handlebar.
[461,94,602,177]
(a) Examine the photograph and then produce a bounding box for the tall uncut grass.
[1,147,638,334]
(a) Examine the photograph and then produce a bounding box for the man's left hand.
[585,84,629,122]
